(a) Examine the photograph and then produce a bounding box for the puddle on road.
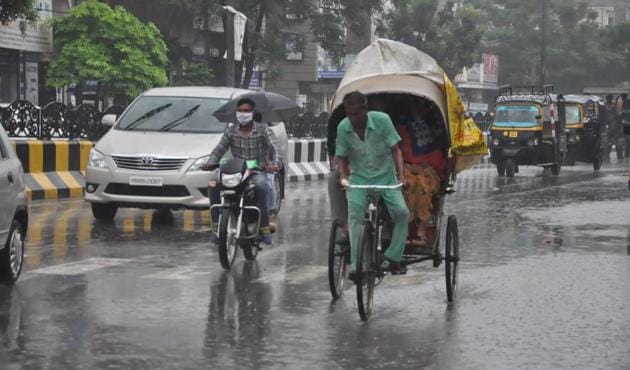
[522,200,630,227]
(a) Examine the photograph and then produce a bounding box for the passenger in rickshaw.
[392,96,447,248]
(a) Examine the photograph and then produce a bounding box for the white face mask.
[236,112,253,125]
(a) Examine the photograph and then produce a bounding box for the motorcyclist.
[204,98,281,245]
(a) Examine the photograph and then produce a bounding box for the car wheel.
[91,203,118,221]
[0,219,25,285]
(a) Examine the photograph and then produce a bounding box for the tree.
[47,0,168,103]
[101,0,386,89]
[170,58,214,86]
[476,0,629,91]
[378,0,485,77]
[1,0,37,32]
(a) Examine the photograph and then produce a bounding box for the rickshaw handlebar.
[346,183,404,190]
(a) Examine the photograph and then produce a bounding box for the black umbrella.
[213,91,302,123]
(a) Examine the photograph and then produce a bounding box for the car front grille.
[112,155,187,171]
[105,183,190,197]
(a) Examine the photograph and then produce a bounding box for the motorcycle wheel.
[218,209,238,270]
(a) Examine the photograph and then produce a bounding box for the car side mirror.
[535,115,542,121]
[101,114,117,128]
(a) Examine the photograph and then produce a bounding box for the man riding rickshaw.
[325,39,487,320]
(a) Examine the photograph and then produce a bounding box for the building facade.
[587,0,630,27]
[265,1,374,112]
[0,0,60,104]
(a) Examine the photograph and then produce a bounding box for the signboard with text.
[482,54,499,84]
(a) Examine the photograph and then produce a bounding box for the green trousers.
[348,188,409,271]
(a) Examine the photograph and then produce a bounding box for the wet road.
[1,162,629,369]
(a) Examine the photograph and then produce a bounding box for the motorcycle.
[210,158,265,269]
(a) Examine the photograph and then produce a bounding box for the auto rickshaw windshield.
[494,104,541,128]
[565,105,582,125]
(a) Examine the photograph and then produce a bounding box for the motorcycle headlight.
[88,149,108,169]
[188,155,211,172]
[221,173,243,188]
[492,138,500,146]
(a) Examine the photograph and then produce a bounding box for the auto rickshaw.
[489,86,567,177]
[563,94,607,171]
[618,94,630,189]
[325,39,486,320]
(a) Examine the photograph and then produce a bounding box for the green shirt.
[335,111,401,185]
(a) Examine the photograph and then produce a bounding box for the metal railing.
[0,100,124,140]
[285,111,329,138]
[1,100,332,140]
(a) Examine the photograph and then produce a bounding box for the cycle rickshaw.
[326,39,487,321]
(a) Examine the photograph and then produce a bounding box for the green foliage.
[380,0,484,77]
[170,58,214,86]
[477,0,630,91]
[47,0,168,99]
[0,0,37,28]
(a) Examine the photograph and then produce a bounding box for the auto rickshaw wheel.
[504,159,516,178]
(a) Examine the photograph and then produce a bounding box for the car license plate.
[509,131,518,138]
[129,176,163,187]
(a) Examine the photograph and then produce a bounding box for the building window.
[284,33,304,61]
[590,6,615,27]
[0,48,19,103]
[319,0,342,11]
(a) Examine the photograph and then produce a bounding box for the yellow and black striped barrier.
[11,140,94,201]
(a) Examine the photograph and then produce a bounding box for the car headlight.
[88,149,108,168]
[221,173,242,188]
[188,155,211,172]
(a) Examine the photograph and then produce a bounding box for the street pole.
[225,10,236,87]
[540,0,547,87]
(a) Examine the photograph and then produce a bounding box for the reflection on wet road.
[1,162,629,369]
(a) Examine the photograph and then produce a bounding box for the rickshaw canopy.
[330,39,487,172]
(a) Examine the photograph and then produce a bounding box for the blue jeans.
[209,172,270,227]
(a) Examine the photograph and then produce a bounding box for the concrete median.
[286,138,330,182]
[11,138,330,202]
[11,140,93,201]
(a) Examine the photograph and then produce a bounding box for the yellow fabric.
[403,164,441,223]
[443,73,488,172]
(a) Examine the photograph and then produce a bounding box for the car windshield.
[494,104,541,128]
[116,96,228,133]
[566,105,582,125]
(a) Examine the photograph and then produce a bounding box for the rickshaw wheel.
[496,163,506,177]
[356,223,375,321]
[445,216,459,303]
[504,159,516,178]
[328,220,348,300]
[550,163,561,176]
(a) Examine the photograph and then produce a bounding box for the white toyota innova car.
[85,87,288,220]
